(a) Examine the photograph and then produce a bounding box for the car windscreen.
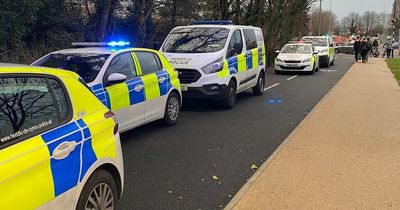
[301,37,328,47]
[34,53,110,83]
[281,45,311,54]
[162,27,230,53]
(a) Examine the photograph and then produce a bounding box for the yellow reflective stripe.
[217,60,230,78]
[262,46,266,66]
[252,48,259,68]
[85,114,117,159]
[157,51,181,90]
[106,83,130,111]
[132,53,142,75]
[311,56,315,65]
[142,73,160,100]
[0,136,54,209]
[237,53,246,72]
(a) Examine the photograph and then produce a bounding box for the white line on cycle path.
[264,83,280,91]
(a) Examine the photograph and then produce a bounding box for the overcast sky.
[316,0,393,20]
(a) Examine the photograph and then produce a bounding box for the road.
[119,54,355,210]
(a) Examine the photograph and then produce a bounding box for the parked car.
[0,64,124,209]
[275,43,319,74]
[33,43,182,132]
[335,42,355,54]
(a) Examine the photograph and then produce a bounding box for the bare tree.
[362,11,379,35]
[341,12,362,34]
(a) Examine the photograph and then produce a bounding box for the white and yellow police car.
[0,64,123,209]
[301,36,335,67]
[275,43,319,74]
[33,42,181,133]
[160,21,266,108]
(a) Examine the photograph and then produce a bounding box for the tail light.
[104,111,119,135]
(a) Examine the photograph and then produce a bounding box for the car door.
[103,52,145,131]
[226,29,246,92]
[0,75,81,209]
[134,51,169,121]
[243,29,259,89]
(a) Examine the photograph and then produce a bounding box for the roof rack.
[192,20,233,25]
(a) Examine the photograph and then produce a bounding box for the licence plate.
[181,85,188,91]
[287,64,298,67]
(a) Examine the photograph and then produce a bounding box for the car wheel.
[76,169,119,210]
[252,72,265,96]
[222,80,237,109]
[335,49,339,54]
[163,92,180,126]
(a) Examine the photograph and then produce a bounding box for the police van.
[301,36,335,67]
[160,20,266,108]
[33,42,181,132]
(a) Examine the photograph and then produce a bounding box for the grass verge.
[386,58,400,86]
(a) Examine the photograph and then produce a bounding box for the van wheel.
[164,92,180,126]
[252,72,265,96]
[222,80,236,109]
[76,169,119,210]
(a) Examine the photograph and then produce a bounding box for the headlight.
[275,58,284,63]
[201,58,224,74]
[303,58,311,63]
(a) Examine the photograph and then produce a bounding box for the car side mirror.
[106,73,127,86]
[313,50,319,55]
[330,44,334,47]
[275,50,280,54]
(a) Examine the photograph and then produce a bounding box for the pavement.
[226,58,400,209]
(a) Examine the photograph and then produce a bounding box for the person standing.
[384,39,394,58]
[360,38,369,63]
[354,37,361,62]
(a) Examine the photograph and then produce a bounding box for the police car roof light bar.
[192,20,233,25]
[71,41,131,48]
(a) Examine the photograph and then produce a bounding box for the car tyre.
[252,72,265,96]
[335,49,339,54]
[163,92,180,126]
[76,169,119,210]
[222,80,237,109]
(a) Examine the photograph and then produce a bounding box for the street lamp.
[318,0,322,35]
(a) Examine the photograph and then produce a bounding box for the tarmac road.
[119,54,355,210]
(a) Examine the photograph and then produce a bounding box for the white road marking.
[264,83,280,91]
[286,75,298,81]
[320,69,337,72]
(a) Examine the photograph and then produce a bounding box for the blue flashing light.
[107,41,131,47]
[192,20,233,25]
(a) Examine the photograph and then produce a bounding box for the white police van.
[160,20,266,108]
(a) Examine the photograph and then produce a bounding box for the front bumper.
[275,62,313,71]
[181,84,228,99]
[318,54,329,64]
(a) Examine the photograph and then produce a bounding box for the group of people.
[353,36,395,63]
[353,37,374,63]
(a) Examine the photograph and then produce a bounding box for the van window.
[0,76,69,148]
[255,30,264,47]
[162,27,229,53]
[135,52,163,75]
[227,29,243,58]
[243,29,257,50]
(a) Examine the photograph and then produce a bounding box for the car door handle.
[158,76,166,83]
[134,84,144,92]
[53,141,77,160]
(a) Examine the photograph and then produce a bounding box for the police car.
[33,42,181,132]
[0,64,123,209]
[301,36,335,67]
[160,20,266,108]
[275,43,319,74]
